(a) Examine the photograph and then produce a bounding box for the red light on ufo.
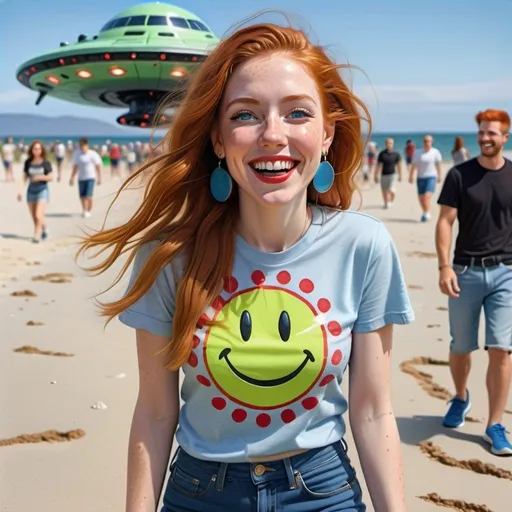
[59,58,65,65]
[76,69,93,79]
[104,53,111,60]
[160,53,166,61]
[143,114,149,120]
[140,122,148,128]
[46,75,61,85]
[18,75,22,81]
[131,53,137,59]
[109,66,126,76]
[192,56,198,62]
[71,58,77,64]
[31,66,36,72]
[120,118,126,124]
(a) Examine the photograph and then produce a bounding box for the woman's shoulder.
[319,206,387,241]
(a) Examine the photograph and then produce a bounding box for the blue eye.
[232,111,255,121]
[288,109,313,120]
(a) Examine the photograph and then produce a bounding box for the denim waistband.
[171,439,348,492]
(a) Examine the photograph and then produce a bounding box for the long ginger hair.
[78,22,371,370]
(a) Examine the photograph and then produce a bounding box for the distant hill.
[0,113,130,137]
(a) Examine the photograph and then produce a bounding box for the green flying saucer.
[15,2,219,128]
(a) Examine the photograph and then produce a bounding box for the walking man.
[375,138,402,208]
[435,109,512,456]
[69,138,102,218]
[409,135,442,222]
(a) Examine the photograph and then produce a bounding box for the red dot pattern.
[256,414,271,428]
[302,397,319,410]
[320,374,335,386]
[188,351,198,368]
[223,276,238,293]
[192,335,200,348]
[317,298,331,313]
[328,321,342,336]
[277,271,291,285]
[211,296,226,310]
[232,409,247,423]
[197,375,211,387]
[281,409,296,423]
[299,278,314,293]
[251,270,266,286]
[211,397,226,410]
[331,350,343,366]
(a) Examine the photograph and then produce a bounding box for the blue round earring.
[210,158,233,202]
[313,151,335,193]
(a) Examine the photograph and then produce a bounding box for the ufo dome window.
[126,15,147,26]
[188,19,210,32]
[147,15,168,26]
[111,17,130,28]
[100,19,115,32]
[169,17,190,29]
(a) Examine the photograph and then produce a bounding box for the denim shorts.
[161,440,365,512]
[78,179,95,198]
[27,187,49,203]
[416,176,437,195]
[448,263,512,354]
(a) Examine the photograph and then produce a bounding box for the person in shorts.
[408,135,442,222]
[436,109,512,456]
[375,138,402,208]
[2,136,16,182]
[70,138,102,218]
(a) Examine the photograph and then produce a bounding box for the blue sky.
[1,0,511,132]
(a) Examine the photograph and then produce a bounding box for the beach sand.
[0,159,511,512]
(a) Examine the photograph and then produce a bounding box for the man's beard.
[479,142,502,158]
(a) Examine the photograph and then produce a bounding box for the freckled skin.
[211,54,331,207]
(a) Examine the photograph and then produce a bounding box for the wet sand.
[0,159,511,512]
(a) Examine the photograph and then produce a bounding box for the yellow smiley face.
[204,286,327,409]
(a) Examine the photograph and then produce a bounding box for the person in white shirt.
[408,134,443,222]
[2,137,16,182]
[54,140,66,182]
[69,138,102,218]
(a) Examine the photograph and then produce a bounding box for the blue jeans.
[449,263,512,354]
[161,440,366,511]
[416,176,437,195]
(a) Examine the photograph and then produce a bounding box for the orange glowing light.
[46,75,61,85]
[109,66,126,76]
[76,70,93,79]
[160,53,166,60]
[170,68,186,77]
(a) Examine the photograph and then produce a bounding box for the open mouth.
[248,159,300,184]
[219,348,314,387]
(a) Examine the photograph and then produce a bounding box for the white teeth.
[252,160,295,171]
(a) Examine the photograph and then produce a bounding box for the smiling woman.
[78,18,414,512]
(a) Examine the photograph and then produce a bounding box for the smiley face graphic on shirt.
[200,270,341,410]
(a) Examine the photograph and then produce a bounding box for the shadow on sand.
[385,218,419,224]
[396,415,488,452]
[46,213,74,218]
[0,233,33,241]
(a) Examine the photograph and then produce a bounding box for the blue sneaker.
[41,230,48,241]
[484,424,512,456]
[442,390,471,428]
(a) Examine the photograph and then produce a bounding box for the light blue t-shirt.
[119,205,414,463]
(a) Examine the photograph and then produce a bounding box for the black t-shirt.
[24,159,52,193]
[377,150,401,175]
[437,157,512,259]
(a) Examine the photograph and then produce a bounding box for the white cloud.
[355,78,512,105]
[0,88,34,106]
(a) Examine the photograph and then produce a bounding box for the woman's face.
[212,53,333,207]
[32,144,43,157]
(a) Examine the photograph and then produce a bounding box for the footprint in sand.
[10,290,37,297]
[418,493,493,512]
[408,284,423,290]
[419,442,512,481]
[437,306,448,311]
[26,261,41,266]
[26,321,45,326]
[407,251,437,259]
[0,429,85,447]
[13,345,73,357]
[31,273,74,284]
[427,324,441,328]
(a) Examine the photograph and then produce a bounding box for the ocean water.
[9,131,482,163]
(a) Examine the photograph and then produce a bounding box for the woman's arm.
[126,329,180,512]
[349,324,406,512]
